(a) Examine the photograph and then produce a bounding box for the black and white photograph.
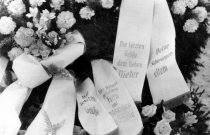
[0,0,210,134]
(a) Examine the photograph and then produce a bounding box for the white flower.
[35,19,49,31]
[27,22,33,28]
[29,0,45,7]
[185,0,198,9]
[26,7,39,18]
[183,111,198,128]
[40,9,55,22]
[101,0,113,9]
[171,0,186,15]
[183,19,199,33]
[162,110,176,122]
[154,120,172,135]
[48,31,58,44]
[39,45,50,59]
[7,0,26,16]
[0,16,16,35]
[28,40,50,58]
[48,31,58,39]
[75,0,86,3]
[142,104,157,117]
[192,6,208,22]
[79,6,95,20]
[15,27,35,47]
[3,0,13,5]
[60,28,66,34]
[50,0,64,10]
[8,47,23,61]
[29,44,40,56]
[56,11,76,29]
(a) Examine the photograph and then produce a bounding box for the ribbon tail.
[0,56,8,86]
[113,0,154,102]
[92,59,143,135]
[76,78,118,135]
[147,0,190,105]
[0,81,31,135]
[0,54,51,135]
[25,76,76,135]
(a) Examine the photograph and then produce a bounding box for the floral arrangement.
[0,0,113,61]
[0,0,210,135]
[141,87,210,135]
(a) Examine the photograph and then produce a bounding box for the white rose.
[101,0,113,9]
[162,110,176,122]
[142,104,157,117]
[154,120,172,135]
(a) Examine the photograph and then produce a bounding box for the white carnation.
[0,16,16,35]
[7,0,26,16]
[183,19,199,33]
[56,11,76,29]
[101,0,113,9]
[192,6,208,22]
[185,0,198,9]
[8,47,23,61]
[29,0,46,7]
[75,0,86,3]
[50,0,64,10]
[15,27,35,47]
[79,6,95,20]
[171,0,186,15]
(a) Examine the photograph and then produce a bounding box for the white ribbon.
[92,59,143,135]
[24,31,85,134]
[0,31,85,135]
[76,78,118,135]
[113,0,154,102]
[113,0,189,104]
[147,0,189,104]
[0,55,51,135]
[25,75,76,135]
[0,56,8,85]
